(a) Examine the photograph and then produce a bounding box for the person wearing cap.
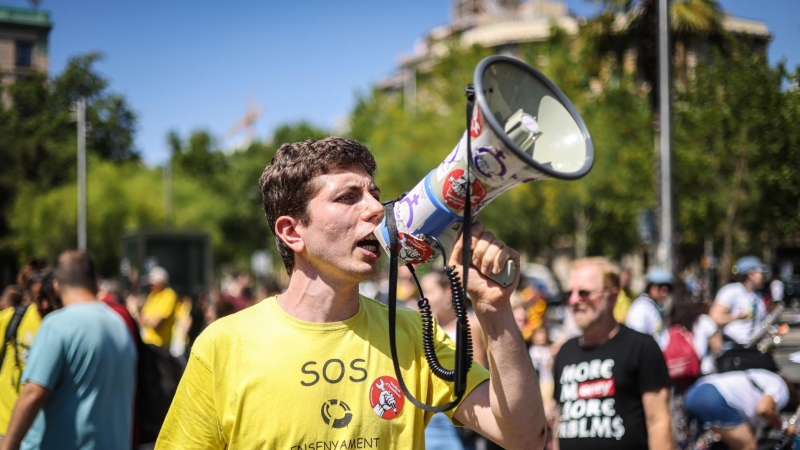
[625,268,674,349]
[709,256,768,346]
[140,267,179,349]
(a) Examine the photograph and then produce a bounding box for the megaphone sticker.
[470,107,483,138]
[437,135,467,183]
[472,146,508,185]
[397,232,434,264]
[443,169,487,211]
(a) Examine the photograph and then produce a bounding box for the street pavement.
[775,308,800,381]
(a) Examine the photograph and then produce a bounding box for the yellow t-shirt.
[0,304,41,434]
[613,289,633,323]
[156,296,489,449]
[141,287,179,348]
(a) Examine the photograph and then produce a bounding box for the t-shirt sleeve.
[761,372,790,411]
[714,285,736,310]
[636,333,672,393]
[156,337,224,449]
[698,315,718,336]
[625,303,650,333]
[428,321,489,424]
[20,324,65,390]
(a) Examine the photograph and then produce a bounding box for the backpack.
[662,325,701,384]
[0,304,30,390]
[136,340,185,443]
[716,347,778,373]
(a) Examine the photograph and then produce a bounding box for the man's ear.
[53,279,61,296]
[274,215,305,253]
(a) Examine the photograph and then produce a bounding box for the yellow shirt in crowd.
[156,296,489,449]
[141,287,179,348]
[614,289,633,323]
[0,304,41,435]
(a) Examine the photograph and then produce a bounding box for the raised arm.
[452,222,546,450]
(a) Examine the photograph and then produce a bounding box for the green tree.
[674,45,800,276]
[0,53,138,277]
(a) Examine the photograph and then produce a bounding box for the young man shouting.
[156,137,545,449]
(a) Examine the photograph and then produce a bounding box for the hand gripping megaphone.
[378,56,594,414]
[375,55,594,285]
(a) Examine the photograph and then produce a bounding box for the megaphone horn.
[375,55,594,286]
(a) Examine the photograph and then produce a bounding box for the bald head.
[55,250,98,295]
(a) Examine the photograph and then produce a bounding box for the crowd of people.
[0,136,794,450]
[0,253,281,449]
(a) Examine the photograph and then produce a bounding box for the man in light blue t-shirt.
[0,251,137,450]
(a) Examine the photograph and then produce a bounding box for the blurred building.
[380,0,769,92]
[0,5,51,288]
[0,5,51,100]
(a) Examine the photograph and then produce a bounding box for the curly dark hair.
[258,137,377,275]
[17,256,49,291]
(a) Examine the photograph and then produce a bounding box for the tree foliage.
[0,53,139,278]
[674,42,800,273]
[4,26,800,282]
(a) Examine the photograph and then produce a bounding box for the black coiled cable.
[416,264,473,382]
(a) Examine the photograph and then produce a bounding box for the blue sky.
[6,0,799,165]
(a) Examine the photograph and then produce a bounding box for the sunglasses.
[564,289,607,301]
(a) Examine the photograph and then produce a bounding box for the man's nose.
[363,196,384,223]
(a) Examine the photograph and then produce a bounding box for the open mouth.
[357,237,381,256]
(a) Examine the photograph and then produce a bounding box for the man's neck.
[61,287,97,307]
[580,317,620,347]
[742,280,756,293]
[278,265,362,323]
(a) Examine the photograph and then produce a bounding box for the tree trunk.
[718,158,746,282]
[575,208,590,259]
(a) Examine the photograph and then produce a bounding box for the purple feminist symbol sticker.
[473,147,507,183]
[397,193,421,229]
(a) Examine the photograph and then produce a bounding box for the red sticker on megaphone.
[470,107,483,138]
[442,169,487,211]
[396,232,433,264]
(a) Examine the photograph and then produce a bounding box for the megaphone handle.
[484,259,516,287]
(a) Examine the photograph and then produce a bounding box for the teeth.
[363,245,378,254]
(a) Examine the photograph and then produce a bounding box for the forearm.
[477,306,546,449]
[1,383,49,450]
[143,315,164,329]
[709,305,735,327]
[646,416,673,450]
[761,409,783,430]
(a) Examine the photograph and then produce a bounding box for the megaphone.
[375,55,594,284]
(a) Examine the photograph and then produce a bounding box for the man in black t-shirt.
[553,258,673,450]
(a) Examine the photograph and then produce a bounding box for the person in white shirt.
[710,256,768,346]
[626,268,673,349]
[685,369,798,450]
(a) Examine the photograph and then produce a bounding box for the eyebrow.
[336,184,381,196]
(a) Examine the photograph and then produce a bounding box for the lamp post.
[76,96,87,252]
[657,0,674,272]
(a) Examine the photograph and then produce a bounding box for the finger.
[450,221,485,266]
[475,233,503,275]
[471,231,498,272]
[490,243,519,275]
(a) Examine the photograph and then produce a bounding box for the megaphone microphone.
[378,55,594,412]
